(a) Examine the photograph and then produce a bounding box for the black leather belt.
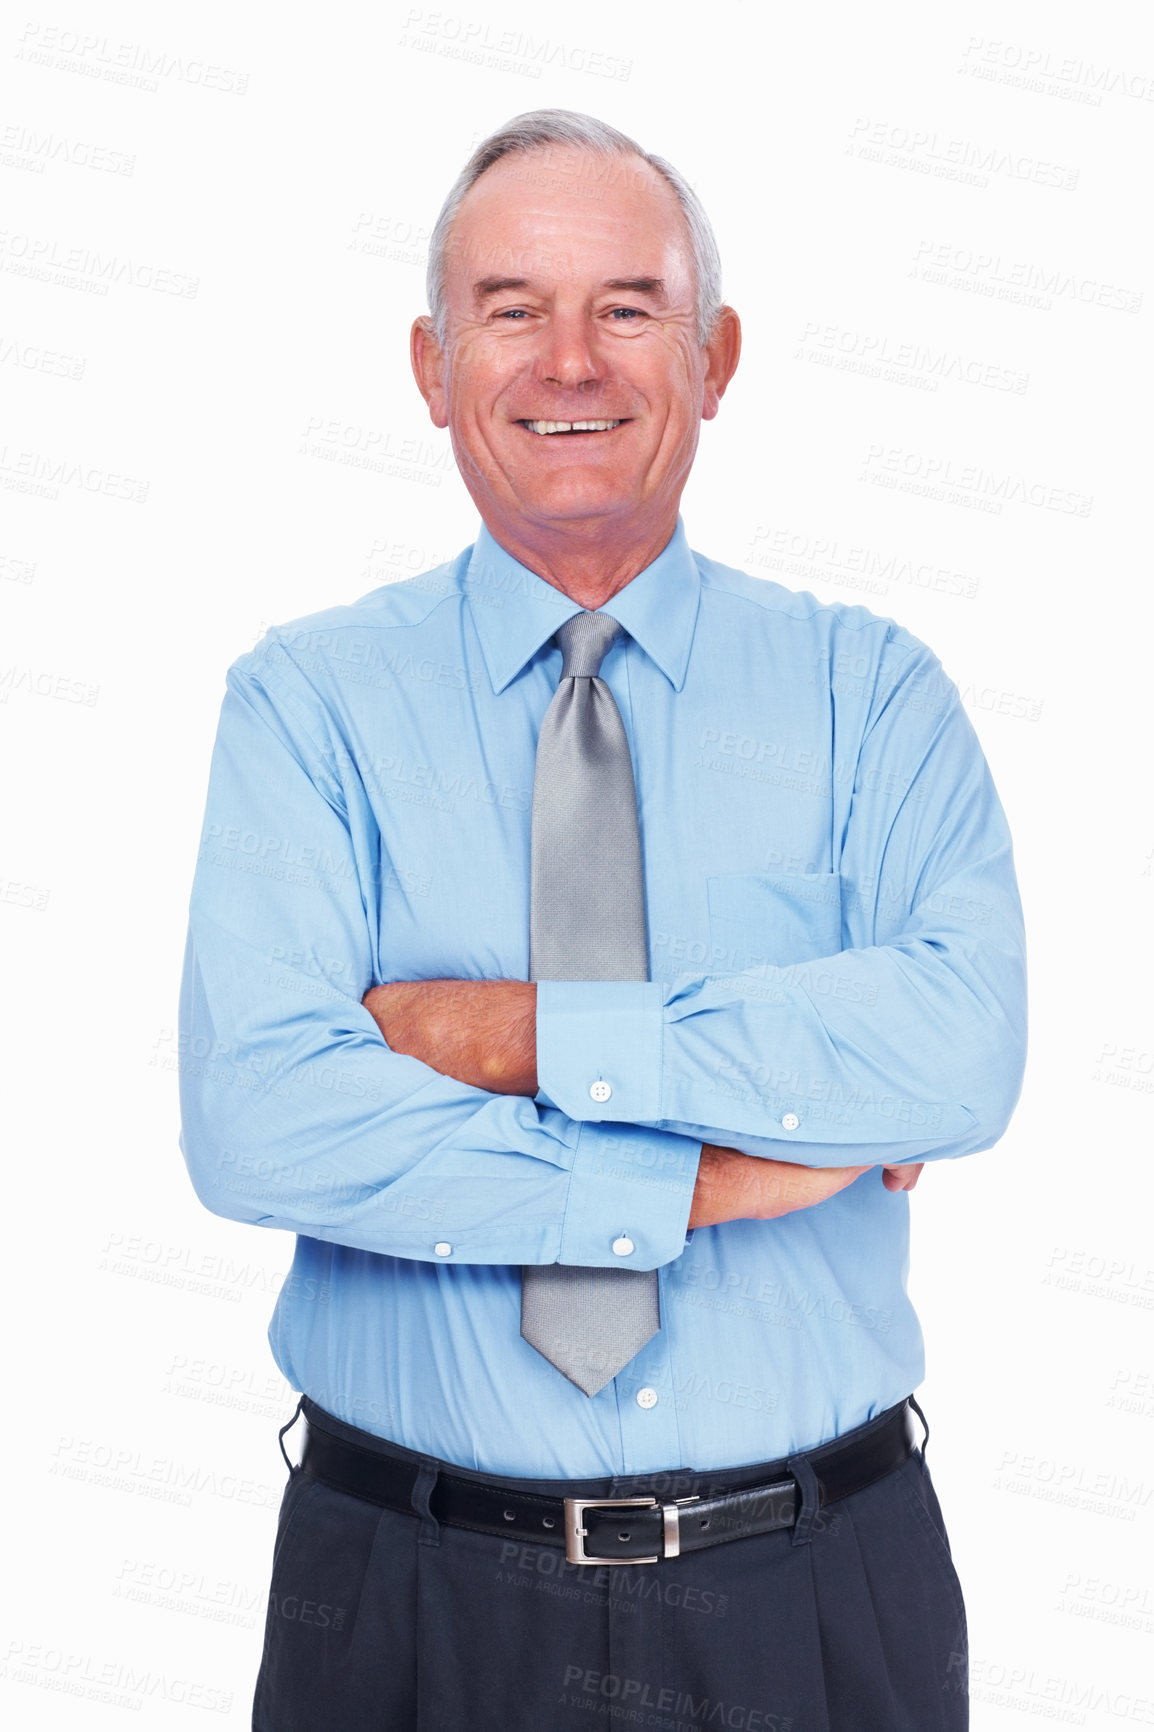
[298,1397,916,1566]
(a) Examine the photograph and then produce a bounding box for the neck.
[481,512,678,610]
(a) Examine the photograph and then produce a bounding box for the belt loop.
[908,1394,930,1458]
[410,1462,441,1548]
[787,1453,821,1548]
[278,1397,304,1476]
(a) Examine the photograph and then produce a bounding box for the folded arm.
[361,643,1026,1189]
[179,655,700,1271]
[362,978,922,1224]
[532,645,1027,1168]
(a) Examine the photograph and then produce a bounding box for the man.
[180,109,1026,1730]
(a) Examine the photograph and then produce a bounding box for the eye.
[608,306,646,322]
[495,308,530,320]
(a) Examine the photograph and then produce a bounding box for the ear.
[411,316,449,429]
[701,306,742,422]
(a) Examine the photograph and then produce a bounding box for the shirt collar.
[464,518,701,695]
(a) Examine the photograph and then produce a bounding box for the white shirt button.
[589,1080,612,1103]
[636,1387,659,1410]
[781,1113,800,1131]
[612,1235,635,1257]
[433,1242,452,1257]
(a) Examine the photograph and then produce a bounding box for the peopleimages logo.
[3,1639,234,1714]
[15,21,250,95]
[558,1666,793,1729]
[911,239,1142,314]
[0,228,199,298]
[847,117,1079,190]
[959,36,1154,105]
[397,10,633,82]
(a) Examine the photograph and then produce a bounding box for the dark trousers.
[253,1401,968,1731]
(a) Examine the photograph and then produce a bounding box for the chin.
[515,481,639,522]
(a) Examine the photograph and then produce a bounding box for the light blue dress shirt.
[179,519,1026,1478]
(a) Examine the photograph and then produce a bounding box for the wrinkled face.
[415,146,728,552]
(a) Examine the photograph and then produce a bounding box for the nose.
[535,308,603,392]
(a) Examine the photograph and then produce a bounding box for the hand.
[688,1145,924,1228]
[362,979,538,1096]
[881,1163,924,1192]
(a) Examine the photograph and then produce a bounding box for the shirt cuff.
[536,980,664,1122]
[558,1123,700,1270]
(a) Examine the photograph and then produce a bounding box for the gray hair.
[426,109,724,348]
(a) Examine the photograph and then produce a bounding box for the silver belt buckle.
[563,1494,699,1565]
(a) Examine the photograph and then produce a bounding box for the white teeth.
[523,420,621,435]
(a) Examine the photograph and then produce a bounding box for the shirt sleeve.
[536,640,1027,1167]
[179,651,699,1268]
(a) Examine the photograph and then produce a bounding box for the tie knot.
[557,611,620,679]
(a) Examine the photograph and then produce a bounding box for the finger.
[881,1164,923,1192]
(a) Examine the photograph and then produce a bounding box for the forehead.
[443,146,694,297]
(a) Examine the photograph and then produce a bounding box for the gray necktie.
[521,610,661,1396]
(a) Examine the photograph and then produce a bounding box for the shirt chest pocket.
[706,872,843,972]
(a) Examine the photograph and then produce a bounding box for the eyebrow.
[471,275,669,303]
[601,278,667,300]
[472,277,530,301]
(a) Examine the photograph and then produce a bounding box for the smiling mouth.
[517,419,625,435]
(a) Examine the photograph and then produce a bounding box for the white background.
[2,1,1152,1725]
